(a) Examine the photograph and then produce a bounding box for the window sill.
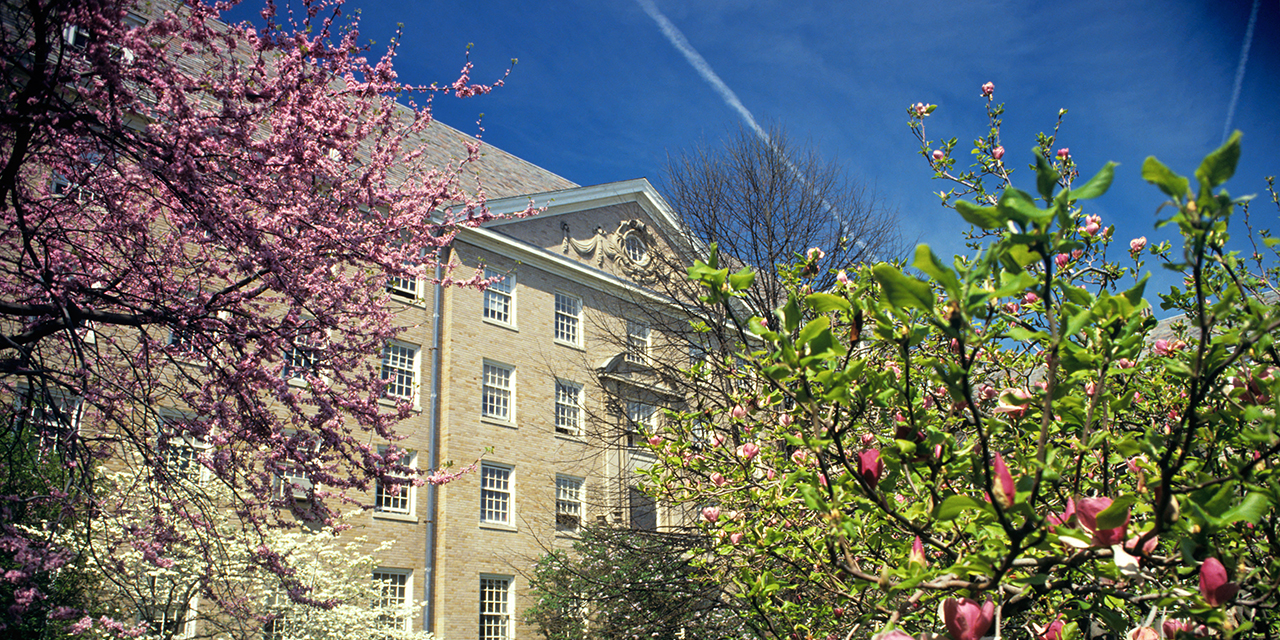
[482,318,518,332]
[554,432,586,444]
[373,511,418,524]
[555,530,582,540]
[378,397,422,412]
[553,339,584,351]
[479,521,518,533]
[482,417,517,430]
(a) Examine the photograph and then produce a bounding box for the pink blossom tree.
[0,0,522,631]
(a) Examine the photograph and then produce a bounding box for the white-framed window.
[480,463,512,525]
[62,23,91,51]
[554,292,582,346]
[479,575,513,640]
[138,576,198,639]
[372,569,412,633]
[556,475,584,533]
[624,232,648,264]
[625,401,657,447]
[625,321,650,364]
[159,414,208,484]
[276,431,318,501]
[554,381,582,436]
[375,448,417,516]
[283,323,326,381]
[380,342,419,402]
[482,362,513,422]
[483,268,515,325]
[387,272,418,299]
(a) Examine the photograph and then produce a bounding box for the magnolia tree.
[643,87,1279,640]
[0,0,513,630]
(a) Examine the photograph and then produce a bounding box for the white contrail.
[633,0,875,259]
[633,0,767,142]
[1222,0,1261,144]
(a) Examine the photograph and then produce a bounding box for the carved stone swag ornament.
[560,220,656,281]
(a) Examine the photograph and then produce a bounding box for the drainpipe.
[423,262,445,633]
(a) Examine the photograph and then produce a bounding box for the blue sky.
[236,0,1279,305]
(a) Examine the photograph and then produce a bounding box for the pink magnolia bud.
[858,449,883,484]
[942,598,995,640]
[991,145,1005,160]
[711,472,727,487]
[730,404,748,419]
[1154,339,1185,357]
[702,506,721,523]
[1162,620,1190,638]
[710,434,727,448]
[1039,619,1065,640]
[766,468,776,480]
[836,270,850,285]
[991,452,1016,509]
[790,450,809,466]
[912,102,929,117]
[932,149,946,162]
[994,388,1032,419]
[981,81,995,96]
[736,442,761,461]
[1124,532,1159,556]
[1022,292,1039,304]
[1071,249,1084,260]
[1047,497,1075,531]
[1116,358,1135,369]
[1129,236,1147,254]
[1078,214,1102,237]
[806,247,825,261]
[978,384,998,401]
[1057,148,1070,159]
[1054,253,1070,269]
[1085,381,1099,397]
[859,433,876,447]
[1200,557,1240,606]
[909,536,927,566]
[779,413,793,427]
[729,532,744,545]
[1077,497,1129,546]
[1129,628,1158,640]
[647,435,663,447]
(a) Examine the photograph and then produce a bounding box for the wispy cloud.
[1223,0,1261,144]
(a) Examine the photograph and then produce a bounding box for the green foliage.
[645,116,1280,640]
[524,525,758,640]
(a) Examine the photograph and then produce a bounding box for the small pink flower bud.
[1057,148,1070,159]
[647,435,663,447]
[729,532,744,544]
[858,449,883,484]
[836,270,850,285]
[932,149,945,162]
[979,384,998,401]
[1116,358,1135,369]
[1077,497,1129,546]
[1072,249,1084,260]
[1162,620,1190,638]
[766,468,776,480]
[1054,253,1070,269]
[711,472,727,487]
[1129,628,1158,640]
[860,432,876,446]
[909,536,927,566]
[991,145,1005,160]
[806,247,825,261]
[1200,557,1239,606]
[912,102,929,117]
[736,442,761,461]
[991,452,1015,509]
[1022,292,1040,304]
[702,506,721,523]
[779,413,793,427]
[1039,619,1065,640]
[730,404,748,420]
[981,81,994,97]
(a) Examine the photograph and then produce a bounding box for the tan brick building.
[349,152,700,640]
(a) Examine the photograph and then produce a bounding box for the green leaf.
[912,245,960,295]
[806,293,851,314]
[729,267,756,291]
[936,495,989,521]
[1220,492,1270,525]
[1095,495,1137,530]
[1069,161,1117,200]
[999,188,1051,226]
[1035,152,1060,200]
[1195,130,1242,191]
[955,200,1003,229]
[1142,157,1190,199]
[872,264,934,312]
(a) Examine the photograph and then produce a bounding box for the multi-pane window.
[624,232,648,263]
[277,432,318,500]
[625,321,650,364]
[483,268,514,324]
[160,415,207,484]
[556,476,583,532]
[376,449,417,515]
[625,401,657,447]
[479,576,512,640]
[554,292,582,345]
[554,381,582,436]
[283,324,324,380]
[482,362,513,421]
[480,463,512,525]
[372,569,410,632]
[380,342,418,401]
[387,273,418,299]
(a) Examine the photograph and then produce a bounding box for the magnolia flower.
[992,145,1005,160]
[1057,148,1070,159]
[981,81,994,96]
[994,388,1032,419]
[1116,358,1136,369]
[860,432,876,446]
[858,449,883,484]
[1153,339,1184,357]
[1077,497,1129,546]
[730,404,748,419]
[1023,292,1039,304]
[978,384,998,401]
[647,435,663,447]
[1200,557,1240,606]
[1129,628,1158,640]
[836,270,850,286]
[701,506,721,523]
[1123,532,1159,556]
[807,247,825,261]
[736,442,761,461]
[1162,619,1190,638]
[1130,236,1147,253]
[729,532,744,545]
[1054,253,1070,269]
[909,536,927,566]
[912,102,930,117]
[932,149,945,162]
[1047,497,1076,531]
[990,452,1015,509]
[1078,214,1102,237]
[779,413,794,427]
[942,598,995,640]
[1038,619,1065,640]
[710,472,727,487]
